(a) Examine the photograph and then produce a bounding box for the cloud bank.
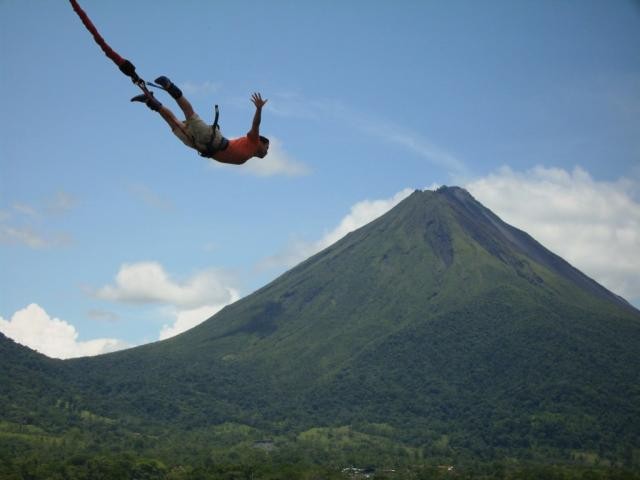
[96,262,236,309]
[96,261,240,340]
[2,263,243,356]
[0,304,128,359]
[467,166,640,304]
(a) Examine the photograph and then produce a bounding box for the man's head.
[256,136,270,158]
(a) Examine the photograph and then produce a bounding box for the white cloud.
[11,192,77,217]
[0,191,76,249]
[0,304,128,359]
[12,203,38,217]
[243,137,311,177]
[180,80,221,96]
[128,183,174,212]
[0,225,72,249]
[2,264,241,358]
[262,188,414,269]
[87,309,120,323]
[0,226,48,248]
[95,262,236,309]
[45,191,77,214]
[159,290,241,341]
[95,261,242,341]
[466,166,640,304]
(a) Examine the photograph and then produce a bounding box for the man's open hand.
[251,92,268,109]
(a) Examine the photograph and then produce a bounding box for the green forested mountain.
[2,187,640,477]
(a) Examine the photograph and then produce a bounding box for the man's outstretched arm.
[249,92,268,138]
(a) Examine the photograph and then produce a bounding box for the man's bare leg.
[158,106,185,132]
[153,75,196,120]
[130,92,191,140]
[175,96,195,120]
[159,106,191,139]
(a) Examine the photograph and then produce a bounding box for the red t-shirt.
[213,132,261,165]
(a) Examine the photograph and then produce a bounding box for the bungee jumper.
[132,82,269,164]
[69,0,269,165]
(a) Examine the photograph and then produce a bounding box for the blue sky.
[1,0,639,358]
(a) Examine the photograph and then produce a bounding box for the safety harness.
[198,105,230,158]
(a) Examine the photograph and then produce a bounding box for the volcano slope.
[4,187,640,464]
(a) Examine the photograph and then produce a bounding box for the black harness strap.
[199,105,229,158]
[213,104,220,129]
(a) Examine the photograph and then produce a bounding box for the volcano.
[3,187,639,465]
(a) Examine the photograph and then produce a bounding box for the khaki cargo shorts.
[172,114,223,152]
